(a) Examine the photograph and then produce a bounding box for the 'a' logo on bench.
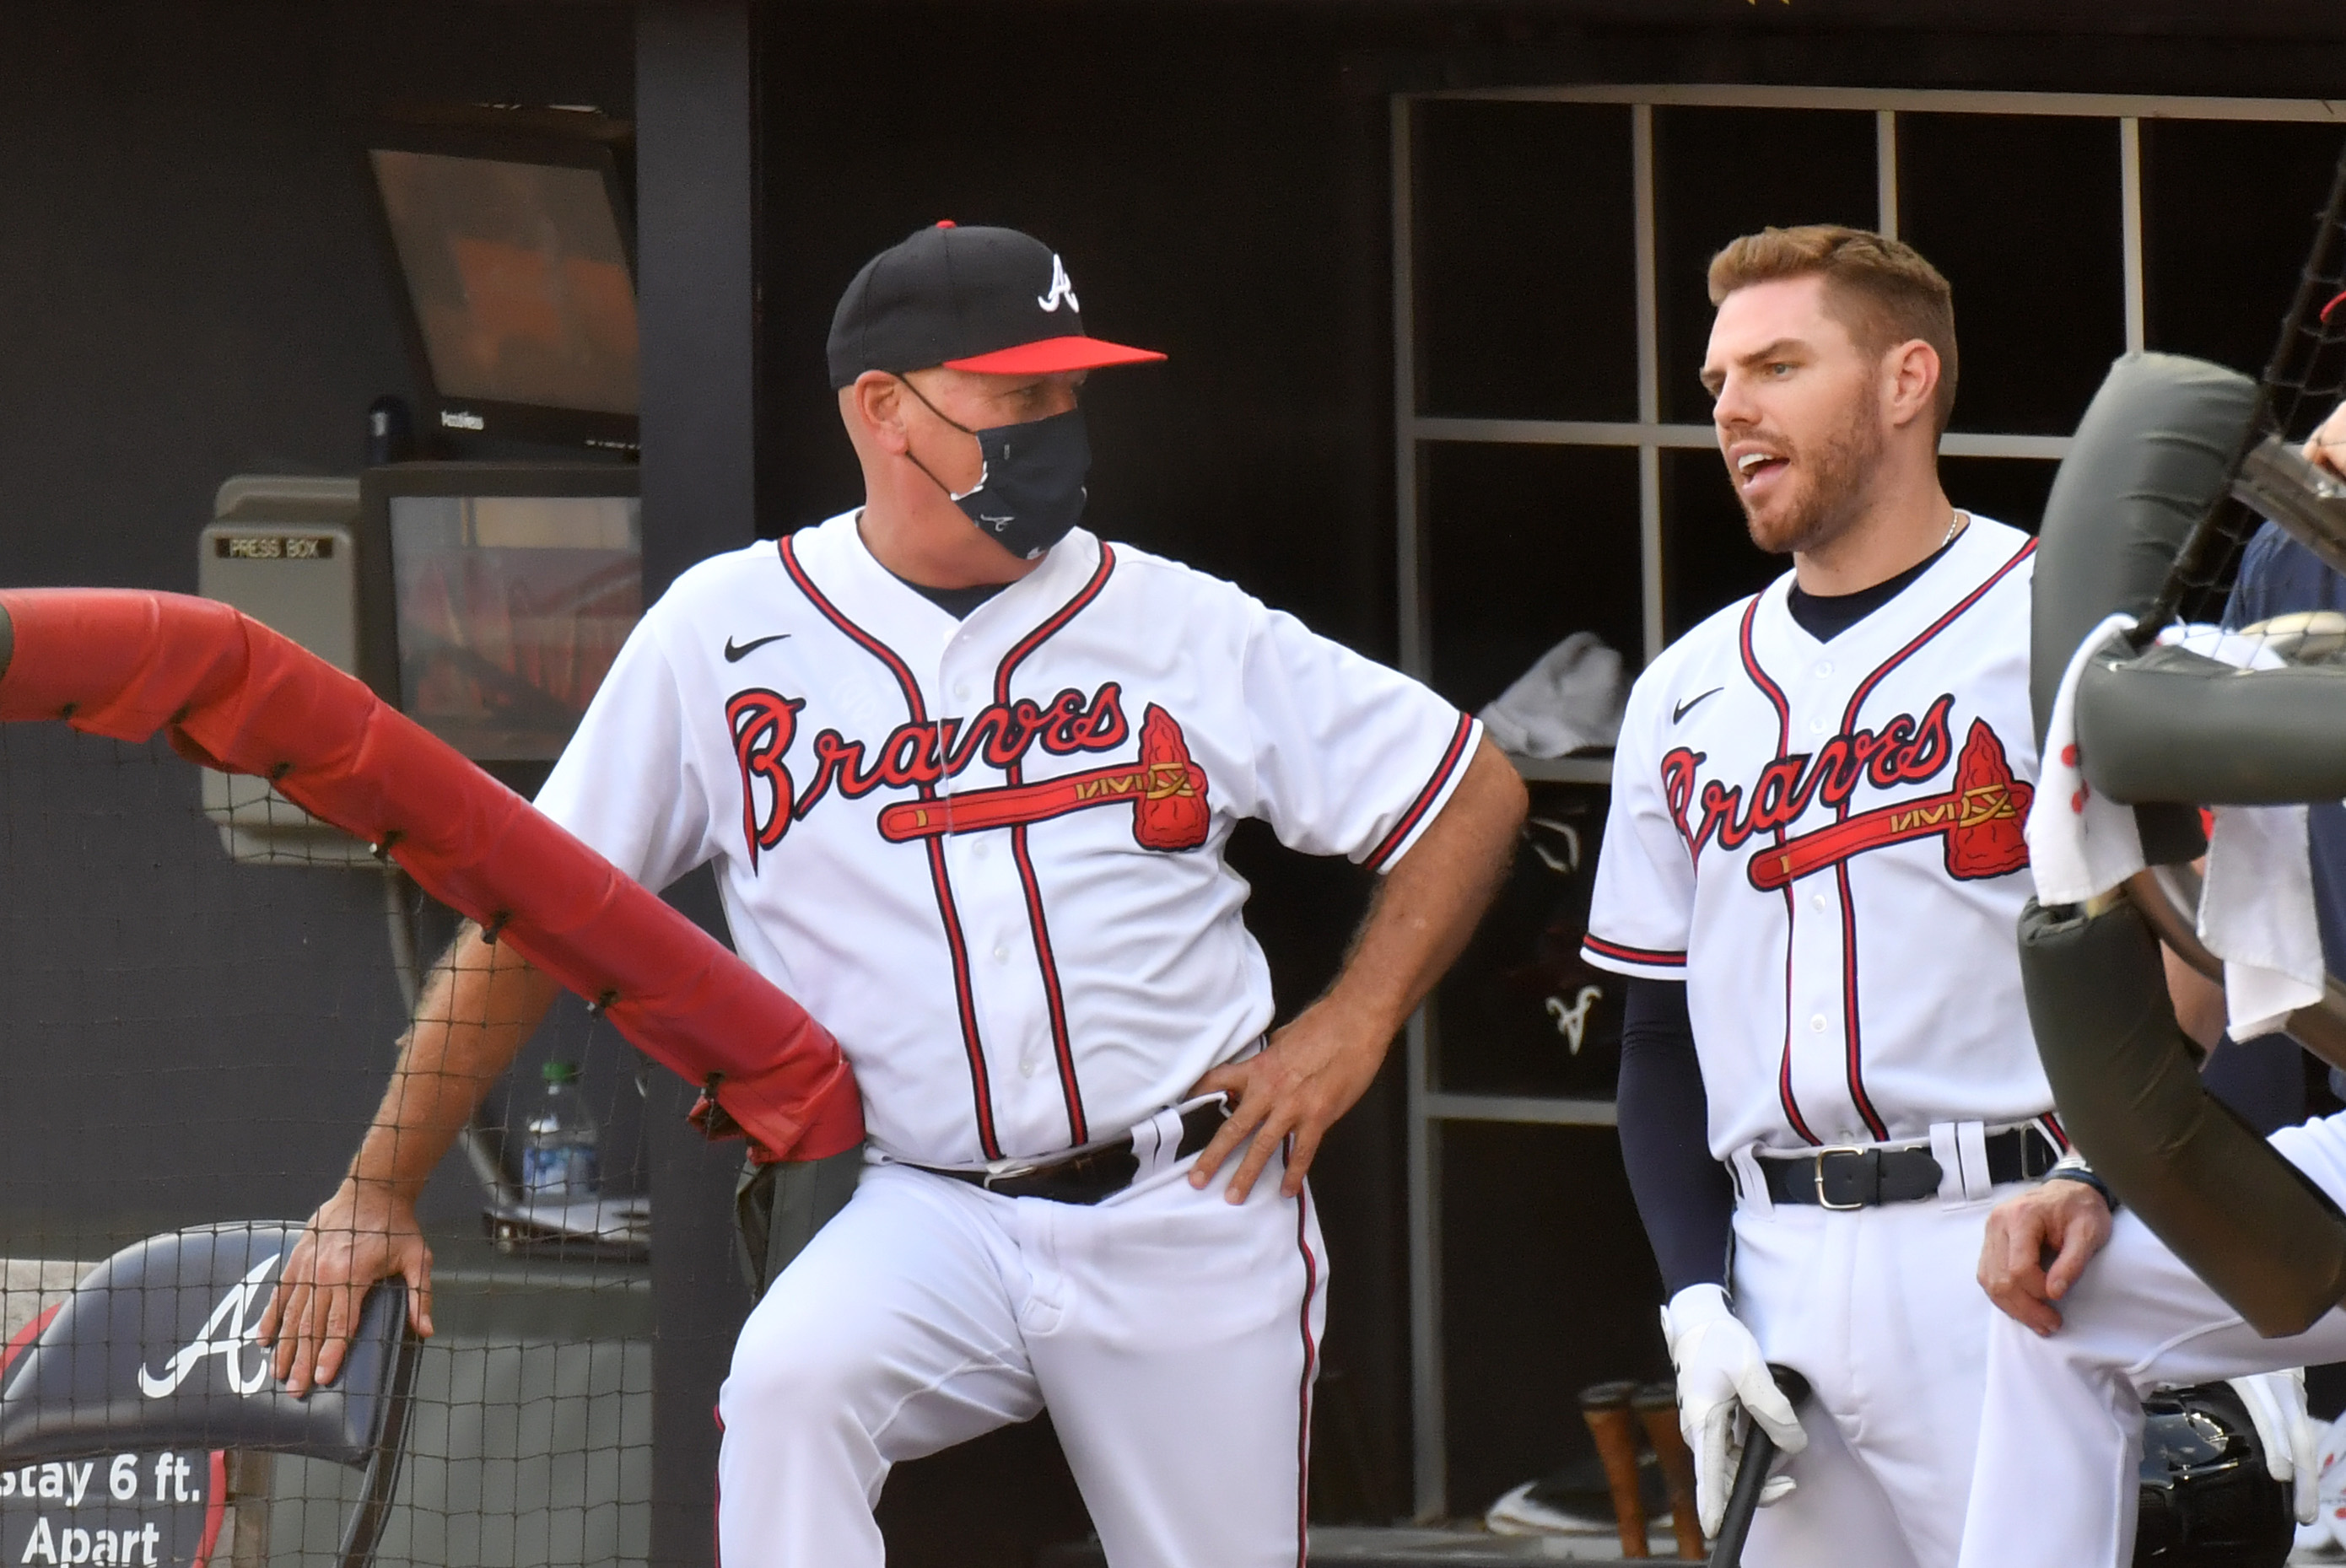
[136,1253,279,1399]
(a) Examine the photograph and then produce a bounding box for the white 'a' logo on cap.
[1038,255,1080,314]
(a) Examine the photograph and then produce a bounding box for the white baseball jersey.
[535,509,1477,1167]
[1581,517,2055,1157]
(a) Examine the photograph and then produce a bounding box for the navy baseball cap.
[826,223,1166,389]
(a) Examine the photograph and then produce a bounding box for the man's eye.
[1768,363,1793,377]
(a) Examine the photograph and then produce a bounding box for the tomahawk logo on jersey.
[535,509,1478,1169]
[1581,518,2057,1155]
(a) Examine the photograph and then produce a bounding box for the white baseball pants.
[1955,1115,2346,1568]
[714,1152,1327,1568]
[1727,1170,2026,1568]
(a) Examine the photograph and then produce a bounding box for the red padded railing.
[0,589,861,1163]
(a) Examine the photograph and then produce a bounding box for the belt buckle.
[1811,1145,1874,1210]
[978,1161,1041,1192]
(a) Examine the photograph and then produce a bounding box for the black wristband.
[2044,1167,2118,1213]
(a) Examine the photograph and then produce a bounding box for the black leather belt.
[914,1101,1231,1205]
[1761,1126,2059,1210]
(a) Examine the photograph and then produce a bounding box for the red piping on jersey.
[1833,859,1889,1141]
[1367,712,1475,871]
[1836,538,2036,739]
[1829,536,2036,1145]
[2039,1112,2070,1153]
[1292,1172,1322,1568]
[992,543,1119,1147]
[780,535,1004,1161]
[1739,596,1822,1146]
[1581,935,1687,969]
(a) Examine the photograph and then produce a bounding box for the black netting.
[2149,139,2346,633]
[0,734,661,1568]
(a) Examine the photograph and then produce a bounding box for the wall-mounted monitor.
[359,462,643,786]
[363,108,639,454]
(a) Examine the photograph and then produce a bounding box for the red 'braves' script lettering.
[1661,692,1957,859]
[727,689,804,871]
[729,682,1132,861]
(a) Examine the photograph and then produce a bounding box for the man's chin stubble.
[1740,493,1847,558]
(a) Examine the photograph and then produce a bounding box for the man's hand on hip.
[257,1177,435,1396]
[1187,999,1386,1204]
[1186,737,1527,1206]
[1977,1178,2114,1335]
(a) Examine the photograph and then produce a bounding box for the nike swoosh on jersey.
[723,633,791,663]
[1672,687,1723,723]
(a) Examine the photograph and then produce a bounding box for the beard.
[1736,390,1888,557]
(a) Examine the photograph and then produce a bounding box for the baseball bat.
[1705,1364,1811,1568]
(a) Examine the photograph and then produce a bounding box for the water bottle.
[521,1061,601,1200]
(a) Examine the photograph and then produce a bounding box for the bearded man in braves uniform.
[253,223,1529,1567]
[1580,225,2076,1567]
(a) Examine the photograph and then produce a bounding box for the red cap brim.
[943,334,1167,375]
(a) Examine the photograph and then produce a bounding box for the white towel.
[2025,617,2322,1041]
[1476,632,1629,759]
[2026,612,2147,904]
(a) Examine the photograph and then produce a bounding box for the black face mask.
[901,382,1091,561]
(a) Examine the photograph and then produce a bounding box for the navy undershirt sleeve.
[1617,975,1736,1296]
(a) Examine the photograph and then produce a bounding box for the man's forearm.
[351,923,561,1199]
[1326,736,1527,1037]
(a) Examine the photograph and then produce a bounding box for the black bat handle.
[1705,1365,1811,1568]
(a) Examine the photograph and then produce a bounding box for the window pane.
[1655,107,1879,424]
[1900,115,2125,435]
[2144,119,2346,382]
[1434,781,1619,1097]
[1661,446,1779,642]
[1941,455,2057,536]
[1414,102,1637,421]
[1440,1122,1667,1516]
[1422,441,1642,713]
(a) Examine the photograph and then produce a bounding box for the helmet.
[2133,1382,2292,1566]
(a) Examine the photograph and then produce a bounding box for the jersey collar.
[1762,514,2004,655]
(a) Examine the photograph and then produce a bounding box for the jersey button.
[1809,717,1829,735]
[1815,660,1834,677]
[1020,1058,1041,1078]
[992,943,1011,962]
[1810,892,1828,913]
[954,682,972,700]
[1809,1013,1828,1033]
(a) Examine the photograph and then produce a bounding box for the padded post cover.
[0,589,860,1163]
[0,1224,406,1464]
[2020,897,2346,1338]
[2033,353,2258,866]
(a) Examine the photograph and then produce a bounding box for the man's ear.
[850,372,910,454]
[1884,339,1942,431]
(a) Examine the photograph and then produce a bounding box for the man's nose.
[1711,369,1757,431]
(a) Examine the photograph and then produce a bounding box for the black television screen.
[364,112,639,452]
[359,463,643,773]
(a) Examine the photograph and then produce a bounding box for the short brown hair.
[1708,225,1959,433]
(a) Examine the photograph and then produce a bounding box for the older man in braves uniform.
[1581,225,2076,1567]
[254,221,1527,1568]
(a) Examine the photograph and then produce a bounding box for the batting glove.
[1660,1282,1807,1538]
[2229,1368,2319,1525]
